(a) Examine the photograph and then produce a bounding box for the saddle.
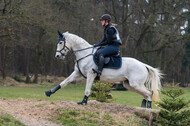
[93,48,122,69]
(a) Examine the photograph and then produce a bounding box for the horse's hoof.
[44,90,52,97]
[77,102,87,105]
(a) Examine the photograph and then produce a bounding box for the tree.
[0,0,23,79]
[90,81,113,102]
[157,88,190,126]
[181,15,190,83]
[0,0,190,83]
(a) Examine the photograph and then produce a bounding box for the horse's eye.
[59,42,62,44]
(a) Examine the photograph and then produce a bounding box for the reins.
[72,47,94,53]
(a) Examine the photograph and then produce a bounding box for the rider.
[93,14,122,77]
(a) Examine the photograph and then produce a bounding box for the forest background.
[0,0,190,85]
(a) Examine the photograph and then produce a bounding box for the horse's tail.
[144,64,163,103]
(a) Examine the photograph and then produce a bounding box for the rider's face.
[101,20,105,26]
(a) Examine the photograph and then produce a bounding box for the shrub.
[157,88,190,126]
[12,76,25,82]
[90,81,113,102]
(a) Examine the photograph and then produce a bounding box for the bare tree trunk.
[121,0,129,56]
[25,47,30,83]
[33,27,45,83]
[2,44,7,79]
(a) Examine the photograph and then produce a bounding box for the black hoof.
[44,90,52,97]
[141,99,147,108]
[77,102,87,105]
[147,101,152,109]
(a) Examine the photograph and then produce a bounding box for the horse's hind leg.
[123,81,146,107]
[123,80,153,108]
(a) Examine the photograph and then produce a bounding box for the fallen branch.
[132,107,160,126]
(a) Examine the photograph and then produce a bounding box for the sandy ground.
[0,98,147,126]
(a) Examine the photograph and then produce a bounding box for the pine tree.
[90,81,113,102]
[157,88,190,126]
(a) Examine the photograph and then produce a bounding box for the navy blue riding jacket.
[94,24,122,57]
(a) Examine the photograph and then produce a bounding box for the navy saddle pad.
[93,53,122,69]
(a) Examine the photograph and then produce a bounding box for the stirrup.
[92,69,101,76]
[92,69,101,80]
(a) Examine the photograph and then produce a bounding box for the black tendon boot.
[141,99,147,108]
[147,101,152,109]
[44,85,61,97]
[77,95,88,105]
[92,54,104,77]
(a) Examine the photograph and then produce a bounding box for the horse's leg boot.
[44,90,52,97]
[141,99,147,108]
[147,100,152,109]
[44,85,61,97]
[77,95,88,105]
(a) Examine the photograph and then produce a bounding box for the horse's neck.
[68,34,92,59]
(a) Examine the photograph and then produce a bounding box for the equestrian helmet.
[100,14,112,21]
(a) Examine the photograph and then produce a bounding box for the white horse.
[45,31,162,108]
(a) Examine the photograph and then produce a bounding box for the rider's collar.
[104,24,110,29]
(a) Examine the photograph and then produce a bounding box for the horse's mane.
[64,32,91,46]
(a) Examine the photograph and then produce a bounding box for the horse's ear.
[57,30,63,38]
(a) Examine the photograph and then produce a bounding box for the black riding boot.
[44,85,61,97]
[93,54,104,77]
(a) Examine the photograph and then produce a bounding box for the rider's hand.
[93,44,99,47]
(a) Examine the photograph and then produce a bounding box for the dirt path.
[0,98,63,126]
[0,98,159,126]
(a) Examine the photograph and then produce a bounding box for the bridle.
[56,36,94,78]
[56,36,70,57]
[57,36,94,58]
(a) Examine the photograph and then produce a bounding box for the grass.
[0,113,25,126]
[52,109,150,126]
[0,84,190,109]
[0,84,84,102]
[0,84,150,108]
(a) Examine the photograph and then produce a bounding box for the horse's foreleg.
[78,72,96,105]
[44,71,82,97]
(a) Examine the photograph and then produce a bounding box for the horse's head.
[55,30,71,59]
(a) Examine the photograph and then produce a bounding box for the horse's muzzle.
[56,55,60,58]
